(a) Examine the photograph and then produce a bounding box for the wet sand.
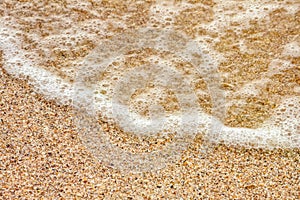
[1,0,300,199]
[1,67,299,199]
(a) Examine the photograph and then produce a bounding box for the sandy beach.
[1,66,299,199]
[0,0,299,199]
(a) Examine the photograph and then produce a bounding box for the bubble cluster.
[72,28,223,172]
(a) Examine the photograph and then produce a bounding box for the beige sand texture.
[0,0,300,199]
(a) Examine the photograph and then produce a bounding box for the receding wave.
[0,0,299,172]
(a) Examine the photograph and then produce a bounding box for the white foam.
[283,41,300,57]
[0,26,75,105]
[0,1,299,152]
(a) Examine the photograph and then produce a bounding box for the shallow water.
[0,0,299,172]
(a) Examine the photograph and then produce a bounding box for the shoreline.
[1,0,299,198]
[1,68,299,199]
